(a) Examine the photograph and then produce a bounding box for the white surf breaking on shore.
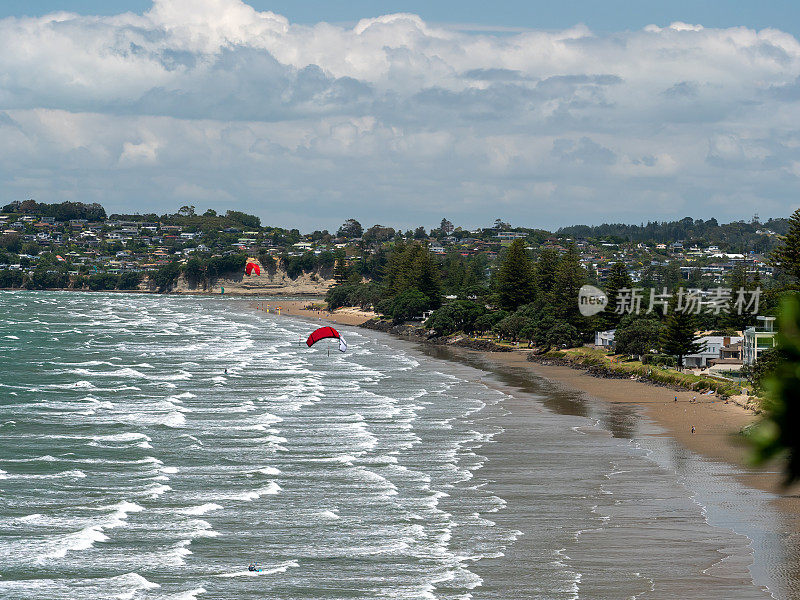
[0,292,515,600]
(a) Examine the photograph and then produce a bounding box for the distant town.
[0,199,787,293]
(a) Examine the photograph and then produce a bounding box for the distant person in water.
[224,368,228,375]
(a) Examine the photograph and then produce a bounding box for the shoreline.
[245,303,800,594]
[242,301,800,524]
[249,299,376,327]
[254,303,800,521]
[426,345,800,531]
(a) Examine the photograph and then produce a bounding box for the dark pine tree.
[596,261,632,331]
[495,239,535,311]
[552,244,586,329]
[534,247,560,302]
[772,208,800,283]
[660,297,702,370]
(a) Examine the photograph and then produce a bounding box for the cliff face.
[164,268,335,296]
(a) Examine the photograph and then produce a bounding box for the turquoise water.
[0,291,795,599]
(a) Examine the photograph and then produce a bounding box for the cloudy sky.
[1,0,799,231]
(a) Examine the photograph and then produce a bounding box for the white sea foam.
[93,432,150,443]
[161,587,207,600]
[2,469,86,480]
[180,503,223,516]
[216,560,298,577]
[38,525,109,561]
[222,482,282,502]
[317,510,340,520]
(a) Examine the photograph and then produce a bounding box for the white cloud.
[0,0,799,229]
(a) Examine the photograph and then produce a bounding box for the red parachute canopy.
[245,262,261,276]
[306,326,347,352]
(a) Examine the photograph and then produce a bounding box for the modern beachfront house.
[684,335,743,369]
[594,329,615,348]
[743,316,777,366]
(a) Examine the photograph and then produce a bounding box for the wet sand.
[501,353,800,519]
[412,344,800,598]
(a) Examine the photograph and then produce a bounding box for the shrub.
[118,272,143,290]
[88,273,119,291]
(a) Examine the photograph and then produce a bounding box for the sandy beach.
[460,349,800,532]
[250,299,376,326]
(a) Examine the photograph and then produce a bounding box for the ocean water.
[0,291,795,599]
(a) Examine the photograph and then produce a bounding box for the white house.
[684,335,743,369]
[743,316,777,365]
[594,329,615,348]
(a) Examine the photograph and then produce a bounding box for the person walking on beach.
[691,426,695,434]
[674,396,677,402]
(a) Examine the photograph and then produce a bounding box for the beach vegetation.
[87,273,120,291]
[543,347,743,397]
[424,300,486,336]
[614,315,663,358]
[150,262,182,292]
[377,288,431,324]
[118,272,143,290]
[325,282,381,310]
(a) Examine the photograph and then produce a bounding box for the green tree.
[495,239,535,311]
[534,248,560,300]
[150,263,182,292]
[494,312,529,342]
[473,310,509,334]
[745,347,788,393]
[425,300,486,336]
[333,253,351,284]
[225,210,261,229]
[596,262,633,331]
[382,288,430,323]
[772,208,800,282]
[615,316,663,357]
[410,245,442,308]
[660,299,702,369]
[542,322,581,348]
[551,244,586,329]
[337,218,363,239]
[726,264,756,331]
[118,272,143,290]
[183,257,206,285]
[87,273,120,291]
